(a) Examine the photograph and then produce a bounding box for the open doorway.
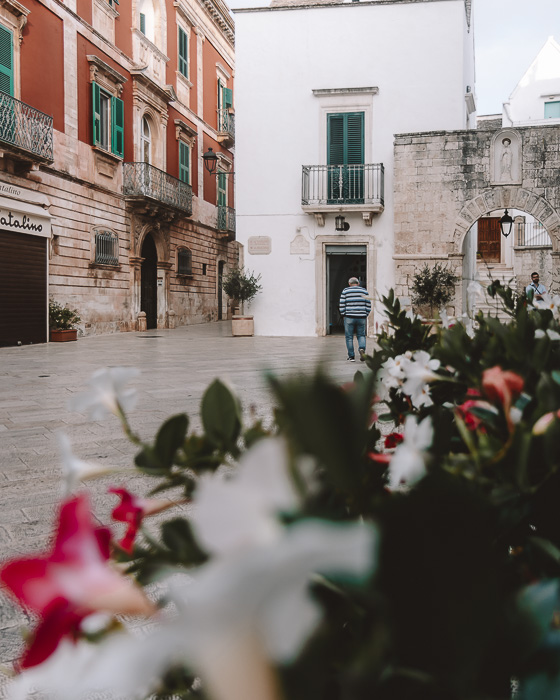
[141,234,158,329]
[326,245,367,334]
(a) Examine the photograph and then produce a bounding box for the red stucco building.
[0,0,237,346]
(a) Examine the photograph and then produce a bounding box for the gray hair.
[348,277,360,286]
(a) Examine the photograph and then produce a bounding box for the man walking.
[339,277,371,362]
[526,271,547,303]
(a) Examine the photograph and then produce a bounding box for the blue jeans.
[344,317,366,358]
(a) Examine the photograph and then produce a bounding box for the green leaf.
[552,370,560,386]
[161,518,207,565]
[155,414,189,468]
[134,445,169,476]
[201,379,242,450]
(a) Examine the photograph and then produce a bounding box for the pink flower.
[109,487,179,554]
[456,399,493,432]
[0,494,154,669]
[533,410,560,435]
[482,367,524,429]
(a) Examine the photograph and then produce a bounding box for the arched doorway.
[141,234,158,329]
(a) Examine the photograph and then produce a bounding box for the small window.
[202,263,207,275]
[177,247,192,275]
[95,229,119,265]
[178,26,188,79]
[139,12,146,34]
[92,81,124,157]
[141,116,151,163]
[544,101,560,119]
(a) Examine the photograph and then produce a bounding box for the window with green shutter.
[91,81,124,157]
[222,87,233,109]
[217,78,223,110]
[545,101,560,119]
[327,112,364,203]
[217,172,227,206]
[140,12,146,34]
[178,27,188,79]
[179,141,190,184]
[0,25,14,97]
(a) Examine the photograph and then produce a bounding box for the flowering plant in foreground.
[4,282,560,700]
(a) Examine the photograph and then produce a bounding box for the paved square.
[0,322,356,669]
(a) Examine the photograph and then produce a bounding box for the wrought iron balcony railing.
[302,163,384,208]
[0,91,54,162]
[218,205,235,234]
[123,162,193,216]
[217,108,235,141]
[516,221,552,247]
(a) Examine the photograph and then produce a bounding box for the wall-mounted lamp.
[335,215,350,232]
[499,209,513,238]
[203,147,219,175]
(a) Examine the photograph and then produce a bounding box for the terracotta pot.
[50,328,78,342]
[231,316,254,337]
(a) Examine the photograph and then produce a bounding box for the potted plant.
[411,262,458,321]
[49,300,81,342]
[222,267,262,336]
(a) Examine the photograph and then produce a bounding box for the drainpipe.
[502,102,514,127]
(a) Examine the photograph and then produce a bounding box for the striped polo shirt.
[339,285,371,318]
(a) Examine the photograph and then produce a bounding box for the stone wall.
[393,123,560,311]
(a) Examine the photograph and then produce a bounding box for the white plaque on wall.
[248,236,271,255]
[290,234,310,255]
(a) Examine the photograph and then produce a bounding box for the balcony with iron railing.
[302,163,384,224]
[0,91,54,164]
[515,220,552,248]
[217,108,235,146]
[123,162,193,216]
[218,205,235,240]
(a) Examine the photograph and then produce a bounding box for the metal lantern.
[499,209,513,238]
[203,147,218,175]
[335,215,350,232]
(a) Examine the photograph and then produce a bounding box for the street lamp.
[335,215,350,232]
[499,209,513,238]
[203,147,219,175]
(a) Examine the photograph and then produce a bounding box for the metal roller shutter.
[0,229,47,346]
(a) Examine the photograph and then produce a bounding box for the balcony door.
[327,112,364,204]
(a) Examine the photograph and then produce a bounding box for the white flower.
[190,437,300,556]
[388,415,433,490]
[69,367,140,420]
[535,328,560,341]
[439,308,450,328]
[534,294,560,316]
[56,431,115,495]
[400,350,441,406]
[460,313,475,338]
[467,280,485,312]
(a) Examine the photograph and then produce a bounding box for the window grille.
[95,230,119,265]
[177,247,192,275]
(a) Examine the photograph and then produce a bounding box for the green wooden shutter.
[346,112,364,164]
[92,81,101,146]
[327,114,344,165]
[111,95,124,157]
[327,112,363,165]
[178,27,188,78]
[140,13,146,34]
[179,141,190,183]
[0,25,14,97]
[222,87,233,109]
[545,101,560,119]
[217,172,227,206]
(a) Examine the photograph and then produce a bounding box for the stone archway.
[453,187,560,255]
[130,217,172,329]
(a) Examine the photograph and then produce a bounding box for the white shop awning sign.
[0,195,52,238]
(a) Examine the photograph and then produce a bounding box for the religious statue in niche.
[500,138,512,181]
[492,130,521,185]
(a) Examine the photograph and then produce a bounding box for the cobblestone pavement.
[0,321,358,676]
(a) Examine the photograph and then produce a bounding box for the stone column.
[157,261,172,328]
[129,256,144,329]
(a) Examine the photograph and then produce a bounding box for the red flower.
[384,433,404,449]
[367,451,392,465]
[0,494,154,669]
[482,367,524,429]
[456,399,487,431]
[110,487,177,554]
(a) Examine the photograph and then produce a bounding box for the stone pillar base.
[137,312,147,332]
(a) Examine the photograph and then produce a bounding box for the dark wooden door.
[141,234,157,329]
[0,229,47,347]
[477,218,501,263]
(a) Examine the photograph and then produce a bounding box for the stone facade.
[393,123,560,311]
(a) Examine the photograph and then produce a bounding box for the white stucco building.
[233,0,475,336]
